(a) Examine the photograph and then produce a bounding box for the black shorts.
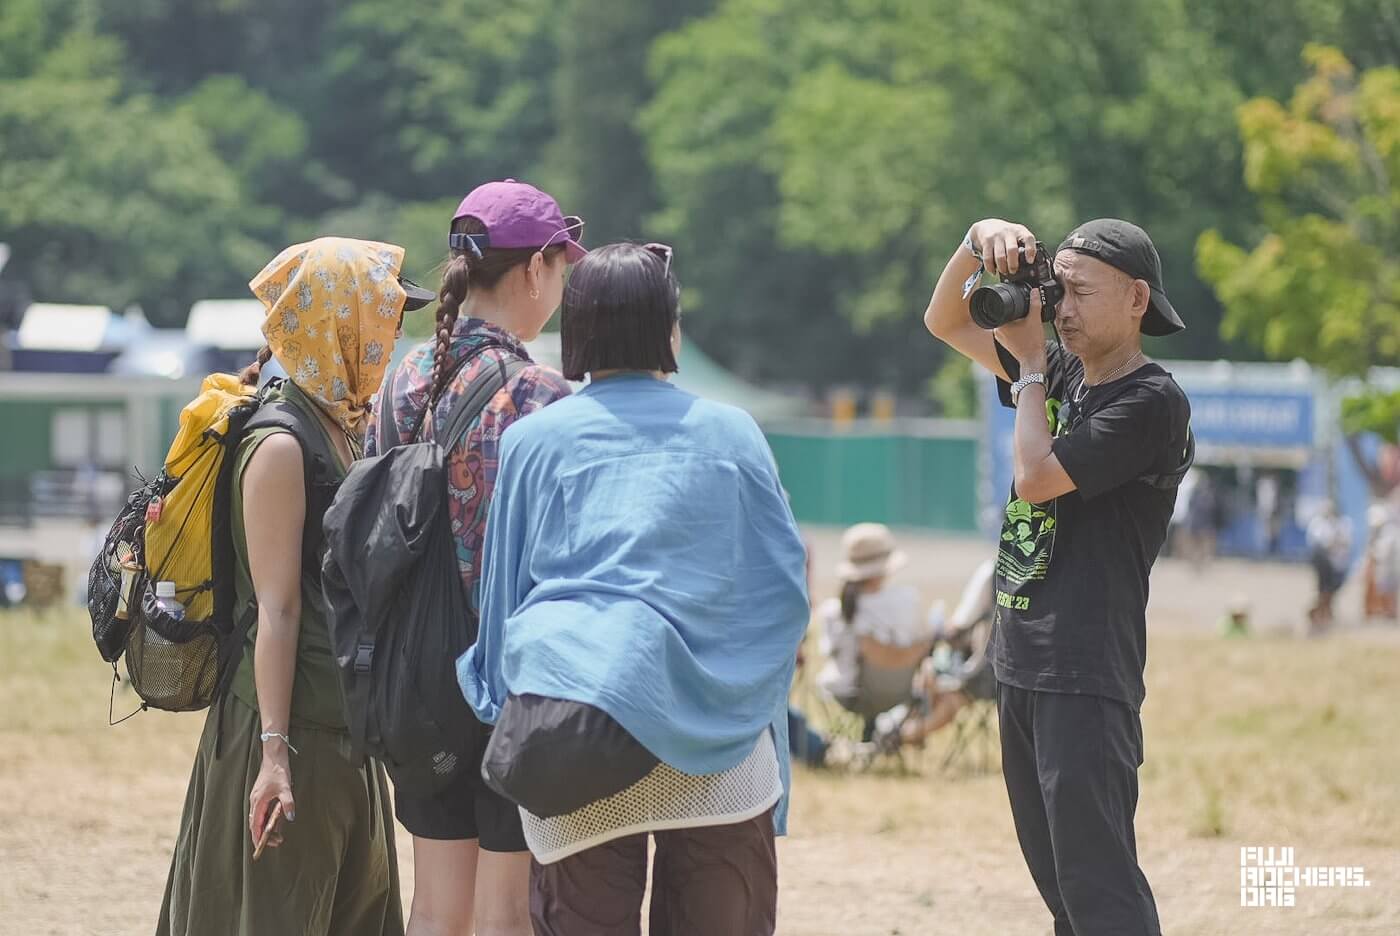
[393,759,527,852]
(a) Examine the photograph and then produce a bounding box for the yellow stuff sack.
[143,374,259,626]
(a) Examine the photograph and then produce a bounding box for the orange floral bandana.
[250,237,409,437]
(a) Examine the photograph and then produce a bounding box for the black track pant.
[997,681,1161,936]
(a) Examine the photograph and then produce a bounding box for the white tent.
[16,304,116,351]
[186,299,267,350]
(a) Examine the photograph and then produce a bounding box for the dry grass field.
[2,529,1397,935]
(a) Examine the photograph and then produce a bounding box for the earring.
[530,287,540,300]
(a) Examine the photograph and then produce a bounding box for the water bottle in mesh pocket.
[122,579,223,712]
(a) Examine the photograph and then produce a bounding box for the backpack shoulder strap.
[244,382,339,485]
[441,352,528,450]
[395,341,513,450]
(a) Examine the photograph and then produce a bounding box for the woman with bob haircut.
[458,242,810,935]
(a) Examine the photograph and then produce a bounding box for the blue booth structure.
[982,359,1395,569]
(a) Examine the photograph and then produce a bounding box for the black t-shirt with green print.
[991,339,1191,710]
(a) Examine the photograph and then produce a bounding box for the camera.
[969,241,1064,329]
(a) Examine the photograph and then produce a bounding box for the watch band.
[962,226,982,261]
[1010,372,1046,405]
[961,227,986,299]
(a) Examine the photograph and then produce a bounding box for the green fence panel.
[0,401,56,477]
[765,428,978,532]
[902,436,978,530]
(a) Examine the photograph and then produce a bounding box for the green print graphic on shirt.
[998,497,1057,587]
[995,393,1065,591]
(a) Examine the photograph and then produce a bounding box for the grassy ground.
[3,534,1398,935]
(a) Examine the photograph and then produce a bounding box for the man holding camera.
[925,218,1191,936]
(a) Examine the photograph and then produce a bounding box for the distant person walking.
[1361,504,1398,623]
[1256,473,1282,556]
[1306,500,1352,634]
[1183,471,1220,567]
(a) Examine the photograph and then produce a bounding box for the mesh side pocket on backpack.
[123,581,221,712]
[87,556,123,662]
[88,482,159,664]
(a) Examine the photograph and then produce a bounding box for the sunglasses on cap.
[644,242,674,277]
[541,216,586,252]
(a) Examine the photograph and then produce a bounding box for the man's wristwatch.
[1010,372,1046,405]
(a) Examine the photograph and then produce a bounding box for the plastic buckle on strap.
[353,641,374,674]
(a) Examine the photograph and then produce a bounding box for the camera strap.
[961,266,984,300]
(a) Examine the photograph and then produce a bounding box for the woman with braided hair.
[366,180,583,936]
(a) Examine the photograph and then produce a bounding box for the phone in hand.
[253,801,285,861]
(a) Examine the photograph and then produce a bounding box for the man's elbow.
[1014,467,1054,505]
[924,304,947,340]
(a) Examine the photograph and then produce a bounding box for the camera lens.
[970,283,1030,330]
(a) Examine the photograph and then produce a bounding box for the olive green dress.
[155,384,403,936]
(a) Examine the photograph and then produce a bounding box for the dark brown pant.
[529,809,777,936]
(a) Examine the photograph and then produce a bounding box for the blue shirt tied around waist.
[457,373,810,833]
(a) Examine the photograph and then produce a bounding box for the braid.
[429,255,471,404]
[424,212,566,405]
[239,345,274,386]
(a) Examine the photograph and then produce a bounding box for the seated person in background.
[819,524,939,739]
[897,557,999,748]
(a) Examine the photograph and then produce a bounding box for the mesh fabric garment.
[522,729,782,864]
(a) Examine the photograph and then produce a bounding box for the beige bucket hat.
[836,523,908,582]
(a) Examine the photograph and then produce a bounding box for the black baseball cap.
[1056,219,1184,336]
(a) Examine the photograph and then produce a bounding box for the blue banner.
[1175,388,1314,449]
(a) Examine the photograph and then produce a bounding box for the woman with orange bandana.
[155,238,435,936]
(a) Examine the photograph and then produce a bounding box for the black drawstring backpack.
[321,344,524,794]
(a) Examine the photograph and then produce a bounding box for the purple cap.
[451,179,587,263]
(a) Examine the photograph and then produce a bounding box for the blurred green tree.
[641,0,1253,393]
[545,0,716,247]
[3,0,1397,393]
[0,12,263,324]
[316,0,562,202]
[1197,47,1400,487]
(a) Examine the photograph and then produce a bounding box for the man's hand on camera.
[994,288,1048,373]
[971,219,1038,277]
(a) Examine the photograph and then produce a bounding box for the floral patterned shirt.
[366,318,572,605]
